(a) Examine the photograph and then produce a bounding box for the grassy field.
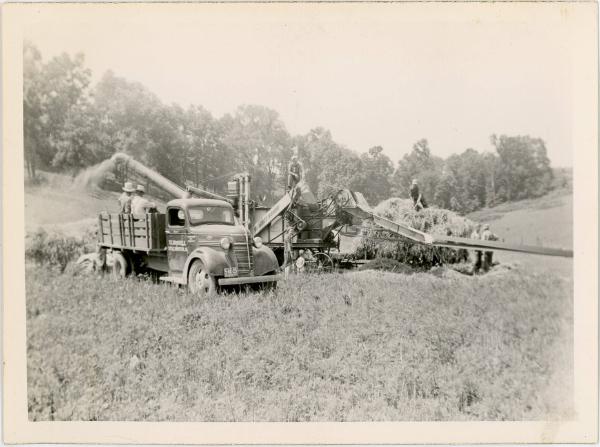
[25,174,574,422]
[27,264,572,422]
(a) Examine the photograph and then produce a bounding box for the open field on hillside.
[467,189,572,249]
[468,190,572,278]
[26,171,119,233]
[25,170,165,234]
[27,264,573,422]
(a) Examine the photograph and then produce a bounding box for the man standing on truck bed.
[118,181,135,214]
[131,185,156,215]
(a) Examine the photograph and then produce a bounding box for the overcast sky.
[27,3,576,167]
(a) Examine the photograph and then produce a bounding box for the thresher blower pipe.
[110,152,188,199]
[186,185,231,203]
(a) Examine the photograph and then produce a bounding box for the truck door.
[165,207,188,276]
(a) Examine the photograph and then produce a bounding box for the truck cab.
[162,198,279,294]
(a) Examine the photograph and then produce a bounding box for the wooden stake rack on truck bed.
[98,213,167,252]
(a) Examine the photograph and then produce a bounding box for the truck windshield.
[188,206,235,226]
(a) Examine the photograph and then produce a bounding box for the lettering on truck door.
[165,207,188,275]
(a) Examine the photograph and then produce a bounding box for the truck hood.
[188,224,249,238]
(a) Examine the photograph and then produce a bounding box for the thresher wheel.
[308,252,334,274]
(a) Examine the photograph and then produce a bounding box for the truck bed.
[98,212,167,252]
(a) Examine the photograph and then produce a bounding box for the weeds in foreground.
[25,229,95,272]
[27,266,573,421]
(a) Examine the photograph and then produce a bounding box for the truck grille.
[233,241,253,276]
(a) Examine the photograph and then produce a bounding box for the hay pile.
[352,198,477,269]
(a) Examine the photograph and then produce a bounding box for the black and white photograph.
[3,1,598,444]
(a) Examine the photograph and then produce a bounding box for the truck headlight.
[220,237,231,250]
[253,236,263,248]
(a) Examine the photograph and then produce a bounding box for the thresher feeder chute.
[333,190,574,259]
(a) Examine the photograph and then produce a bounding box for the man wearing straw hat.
[118,181,135,214]
[131,184,156,215]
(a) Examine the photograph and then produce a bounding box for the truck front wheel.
[188,261,217,297]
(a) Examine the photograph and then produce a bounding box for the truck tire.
[188,260,217,297]
[111,252,129,279]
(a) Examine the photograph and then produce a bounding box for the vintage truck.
[98,199,280,295]
[95,154,280,295]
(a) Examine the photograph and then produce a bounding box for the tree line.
[24,42,559,213]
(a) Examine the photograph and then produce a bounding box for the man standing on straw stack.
[410,179,428,211]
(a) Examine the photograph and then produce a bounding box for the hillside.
[467,190,572,277]
[467,189,572,249]
[26,171,120,233]
[25,170,167,235]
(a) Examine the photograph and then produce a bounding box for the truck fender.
[252,245,279,275]
[183,248,229,283]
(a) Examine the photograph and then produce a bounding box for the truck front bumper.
[218,274,281,286]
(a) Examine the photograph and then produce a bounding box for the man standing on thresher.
[287,153,303,195]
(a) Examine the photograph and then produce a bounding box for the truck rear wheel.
[188,261,217,297]
[111,252,129,279]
